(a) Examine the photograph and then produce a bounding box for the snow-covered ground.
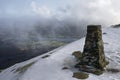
[0,26,120,80]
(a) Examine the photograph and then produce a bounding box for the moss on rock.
[72,51,82,60]
[73,72,89,79]
[92,70,104,75]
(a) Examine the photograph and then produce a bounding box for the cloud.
[2,0,120,52]
[31,0,120,26]
[31,1,53,18]
[68,0,120,26]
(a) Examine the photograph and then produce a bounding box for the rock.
[75,64,103,75]
[62,67,69,70]
[72,51,82,60]
[106,68,120,73]
[41,55,50,59]
[92,69,104,75]
[112,24,120,28]
[73,72,89,79]
[103,32,107,35]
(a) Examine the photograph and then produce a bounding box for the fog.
[0,11,85,69]
[0,0,120,49]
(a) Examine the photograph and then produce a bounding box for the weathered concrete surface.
[75,25,106,72]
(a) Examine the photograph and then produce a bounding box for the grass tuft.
[16,62,35,73]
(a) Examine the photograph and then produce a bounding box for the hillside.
[0,26,120,80]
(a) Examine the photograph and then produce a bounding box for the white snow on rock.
[0,27,120,80]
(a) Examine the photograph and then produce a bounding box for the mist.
[0,0,120,50]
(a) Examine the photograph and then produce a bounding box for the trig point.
[82,25,106,70]
[75,25,106,72]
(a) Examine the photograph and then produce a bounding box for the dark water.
[0,37,80,69]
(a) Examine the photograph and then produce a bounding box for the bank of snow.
[0,27,120,80]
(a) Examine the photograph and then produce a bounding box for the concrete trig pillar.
[82,25,106,70]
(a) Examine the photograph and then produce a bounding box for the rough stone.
[82,25,106,70]
[72,51,82,60]
[76,25,106,72]
[73,72,89,79]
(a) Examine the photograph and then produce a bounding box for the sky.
[0,0,120,25]
[0,0,73,18]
